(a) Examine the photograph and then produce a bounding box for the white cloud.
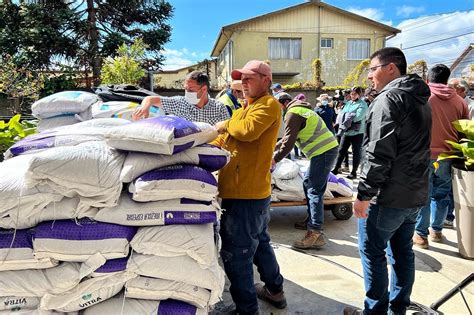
[347,7,393,26]
[396,5,425,18]
[160,48,207,70]
[387,10,474,67]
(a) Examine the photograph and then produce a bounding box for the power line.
[402,32,474,50]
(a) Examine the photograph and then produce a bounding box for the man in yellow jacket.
[212,60,286,314]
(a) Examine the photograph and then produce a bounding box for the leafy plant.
[436,120,474,171]
[100,38,147,85]
[0,114,37,161]
[0,54,45,100]
[343,59,370,87]
[40,66,79,98]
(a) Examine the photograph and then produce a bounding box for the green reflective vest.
[287,106,338,159]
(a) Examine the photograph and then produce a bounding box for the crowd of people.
[132,47,473,315]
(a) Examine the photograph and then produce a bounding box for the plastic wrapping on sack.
[0,197,97,230]
[104,115,218,155]
[83,293,207,315]
[5,118,130,160]
[94,192,220,226]
[273,158,300,180]
[120,144,230,183]
[0,229,57,271]
[33,219,137,262]
[125,276,211,309]
[130,164,218,202]
[40,271,136,312]
[127,252,225,305]
[0,155,64,226]
[31,91,99,119]
[25,141,125,209]
[130,223,216,268]
[91,101,163,120]
[91,257,128,277]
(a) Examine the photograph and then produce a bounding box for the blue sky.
[161,0,473,70]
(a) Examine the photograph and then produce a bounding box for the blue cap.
[271,83,282,90]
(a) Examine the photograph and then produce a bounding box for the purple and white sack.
[40,270,136,312]
[127,252,224,305]
[32,91,99,119]
[104,115,218,155]
[130,223,216,268]
[25,141,125,209]
[83,293,207,315]
[327,173,353,197]
[125,276,211,309]
[120,144,230,183]
[0,155,63,225]
[129,164,218,202]
[91,257,128,277]
[33,218,137,262]
[94,192,220,226]
[0,229,57,271]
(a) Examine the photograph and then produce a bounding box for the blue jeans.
[220,198,284,314]
[415,160,452,236]
[303,147,337,231]
[358,202,420,315]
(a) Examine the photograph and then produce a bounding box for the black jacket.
[357,74,432,208]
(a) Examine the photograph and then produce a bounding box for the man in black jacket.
[344,47,432,315]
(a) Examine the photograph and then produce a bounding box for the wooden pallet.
[271,195,355,208]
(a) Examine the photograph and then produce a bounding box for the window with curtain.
[321,38,333,49]
[347,39,370,60]
[268,38,302,60]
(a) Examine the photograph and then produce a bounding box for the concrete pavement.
[212,203,474,315]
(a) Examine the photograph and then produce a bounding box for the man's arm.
[133,96,162,120]
[357,97,399,202]
[224,98,279,142]
[273,113,305,163]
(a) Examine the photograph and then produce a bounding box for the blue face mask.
[321,100,328,106]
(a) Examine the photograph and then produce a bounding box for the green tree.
[408,60,428,81]
[101,38,147,85]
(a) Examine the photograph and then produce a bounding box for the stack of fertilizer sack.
[0,115,227,314]
[271,158,353,202]
[31,90,164,133]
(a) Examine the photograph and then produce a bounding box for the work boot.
[429,228,442,243]
[343,306,363,315]
[255,283,287,309]
[293,230,326,249]
[294,216,309,230]
[412,233,429,249]
[347,172,357,179]
[443,219,454,229]
[332,168,339,175]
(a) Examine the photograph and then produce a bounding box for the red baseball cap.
[231,60,272,81]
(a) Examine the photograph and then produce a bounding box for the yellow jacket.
[211,94,281,199]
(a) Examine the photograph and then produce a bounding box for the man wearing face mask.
[132,71,230,125]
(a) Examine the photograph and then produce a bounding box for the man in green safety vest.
[218,80,244,116]
[273,99,338,249]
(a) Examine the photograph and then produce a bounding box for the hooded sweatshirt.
[428,83,470,159]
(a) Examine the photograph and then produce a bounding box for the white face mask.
[185,91,200,105]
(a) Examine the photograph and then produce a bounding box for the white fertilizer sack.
[0,197,96,230]
[40,271,136,312]
[127,252,224,305]
[83,293,207,315]
[94,192,220,226]
[25,141,125,209]
[125,276,210,309]
[129,164,218,202]
[273,158,300,180]
[37,116,81,133]
[32,91,99,119]
[105,115,218,155]
[130,223,216,268]
[33,218,137,262]
[0,229,57,271]
[0,155,63,225]
[0,296,40,313]
[120,144,230,183]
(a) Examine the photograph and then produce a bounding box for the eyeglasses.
[368,64,388,73]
